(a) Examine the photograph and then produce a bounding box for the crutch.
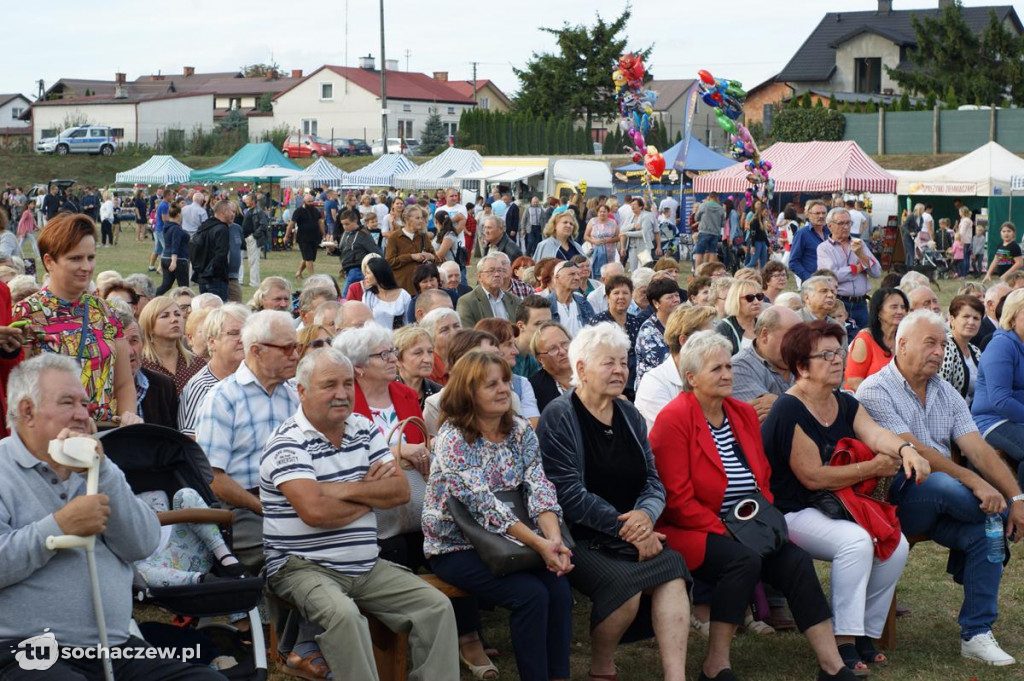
[45,437,115,681]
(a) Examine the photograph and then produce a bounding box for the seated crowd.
[2,202,1024,681]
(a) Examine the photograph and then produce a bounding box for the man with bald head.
[907,286,942,315]
[587,261,626,315]
[857,310,1023,665]
[977,283,1011,349]
[336,301,374,330]
[409,288,454,323]
[731,305,802,421]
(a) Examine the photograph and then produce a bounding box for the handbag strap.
[384,415,429,470]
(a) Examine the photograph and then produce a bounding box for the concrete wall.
[745,82,793,126]
[136,94,213,145]
[0,98,30,128]
[270,69,473,142]
[834,33,902,94]
[31,103,136,143]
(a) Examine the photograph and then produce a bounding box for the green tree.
[813,97,824,108]
[865,100,878,113]
[513,5,649,139]
[944,83,961,109]
[925,91,938,109]
[899,92,911,112]
[828,93,838,110]
[800,92,813,108]
[240,62,283,78]
[419,108,447,154]
[257,92,273,113]
[886,3,1024,106]
[771,108,845,143]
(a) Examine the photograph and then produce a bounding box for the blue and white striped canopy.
[393,148,481,190]
[115,155,194,184]
[343,154,418,188]
[280,157,348,188]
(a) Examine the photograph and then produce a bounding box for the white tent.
[393,148,482,190]
[281,157,347,188]
[896,141,1024,196]
[552,159,613,193]
[343,154,417,187]
[115,155,194,184]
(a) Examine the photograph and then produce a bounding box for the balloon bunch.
[698,68,774,203]
[612,53,665,186]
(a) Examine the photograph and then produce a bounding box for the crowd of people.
[2,183,1024,681]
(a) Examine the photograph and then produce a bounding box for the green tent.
[189,142,300,183]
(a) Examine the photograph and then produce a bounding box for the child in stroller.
[920,241,952,279]
[135,488,246,587]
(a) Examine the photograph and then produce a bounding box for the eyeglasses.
[771,272,788,279]
[831,220,853,227]
[742,293,766,303]
[308,339,331,349]
[808,211,828,216]
[260,342,299,355]
[537,342,570,356]
[368,348,399,361]
[808,348,848,362]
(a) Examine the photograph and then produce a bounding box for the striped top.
[709,415,758,517]
[260,408,392,577]
[178,365,221,436]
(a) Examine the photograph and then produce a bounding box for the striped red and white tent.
[693,141,896,195]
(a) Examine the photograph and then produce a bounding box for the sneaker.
[690,613,710,638]
[961,631,1016,666]
[148,266,156,272]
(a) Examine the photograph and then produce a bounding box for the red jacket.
[0,282,23,438]
[649,392,773,570]
[353,380,425,445]
[829,438,903,560]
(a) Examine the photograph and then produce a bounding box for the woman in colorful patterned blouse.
[138,296,207,396]
[424,349,573,681]
[14,213,139,425]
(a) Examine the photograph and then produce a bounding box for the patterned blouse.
[141,353,208,396]
[13,288,124,422]
[422,417,562,558]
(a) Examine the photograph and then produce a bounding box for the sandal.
[817,666,858,681]
[460,652,498,680]
[837,643,871,678]
[743,613,776,636]
[690,613,710,638]
[855,637,888,666]
[281,650,334,680]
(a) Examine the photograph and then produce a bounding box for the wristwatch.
[1010,493,1024,505]
[897,442,918,458]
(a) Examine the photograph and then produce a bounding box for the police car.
[36,126,117,156]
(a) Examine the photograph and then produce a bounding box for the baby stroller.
[920,244,952,280]
[100,424,268,680]
[659,219,681,261]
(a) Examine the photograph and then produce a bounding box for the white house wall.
[32,104,137,144]
[136,95,213,145]
[270,69,473,142]
[834,34,902,94]
[0,98,30,128]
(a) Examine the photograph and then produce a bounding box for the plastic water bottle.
[985,514,1004,564]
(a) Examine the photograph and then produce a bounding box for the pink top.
[952,241,965,260]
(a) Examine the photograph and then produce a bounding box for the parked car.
[404,138,422,155]
[350,139,372,155]
[330,137,359,156]
[282,134,337,158]
[370,138,409,155]
[36,126,117,156]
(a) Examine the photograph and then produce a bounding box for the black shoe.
[817,666,859,681]
[837,643,871,677]
[200,572,238,584]
[699,669,738,681]
[855,636,888,666]
[213,558,247,578]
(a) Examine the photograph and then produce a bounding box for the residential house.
[0,94,31,148]
[762,0,1023,117]
[253,56,476,143]
[446,79,512,112]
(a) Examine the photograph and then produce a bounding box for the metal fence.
[843,108,1024,154]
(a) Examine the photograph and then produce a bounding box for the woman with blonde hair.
[386,203,438,294]
[533,212,584,261]
[296,323,332,361]
[394,324,442,408]
[99,190,116,247]
[249,276,292,312]
[139,295,207,394]
[715,278,764,355]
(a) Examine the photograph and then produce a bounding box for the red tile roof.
[275,66,475,104]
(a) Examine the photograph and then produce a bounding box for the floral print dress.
[422,417,562,558]
[13,288,124,422]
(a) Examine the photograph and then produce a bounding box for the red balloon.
[645,152,666,178]
[712,91,723,103]
[698,69,715,85]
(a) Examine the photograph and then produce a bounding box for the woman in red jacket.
[649,330,857,681]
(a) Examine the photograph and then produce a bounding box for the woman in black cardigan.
[939,294,984,405]
[537,322,690,681]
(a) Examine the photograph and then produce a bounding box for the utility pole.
[404,49,411,71]
[379,0,388,153]
[471,62,478,104]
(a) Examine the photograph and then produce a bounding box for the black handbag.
[719,436,788,557]
[447,486,574,577]
[808,490,854,522]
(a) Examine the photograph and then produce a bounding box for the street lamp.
[380,0,388,154]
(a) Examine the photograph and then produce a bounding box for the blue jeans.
[430,549,572,681]
[982,421,1024,489]
[343,267,363,296]
[694,232,719,255]
[152,230,165,256]
[745,241,768,269]
[962,243,973,277]
[891,472,1002,638]
[842,298,869,331]
[198,280,228,302]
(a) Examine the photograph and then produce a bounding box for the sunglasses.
[742,293,766,303]
[308,339,331,349]
[260,342,299,355]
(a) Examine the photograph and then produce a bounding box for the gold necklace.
[792,386,837,427]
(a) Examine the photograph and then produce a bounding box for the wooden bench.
[268,573,467,681]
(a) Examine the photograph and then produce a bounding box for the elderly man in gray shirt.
[0,355,223,680]
[731,305,801,422]
[181,191,208,236]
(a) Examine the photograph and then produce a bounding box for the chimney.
[268,68,278,80]
[359,54,376,70]
[433,71,449,82]
[291,69,303,78]
[183,66,195,77]
[877,0,892,13]
[114,72,126,85]
[114,73,127,99]
[385,59,399,71]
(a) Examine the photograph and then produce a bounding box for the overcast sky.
[7,0,1022,101]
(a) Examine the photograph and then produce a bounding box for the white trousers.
[245,235,260,287]
[785,507,909,638]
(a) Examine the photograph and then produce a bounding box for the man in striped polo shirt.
[262,347,458,680]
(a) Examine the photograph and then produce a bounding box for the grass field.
[98,231,1024,680]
